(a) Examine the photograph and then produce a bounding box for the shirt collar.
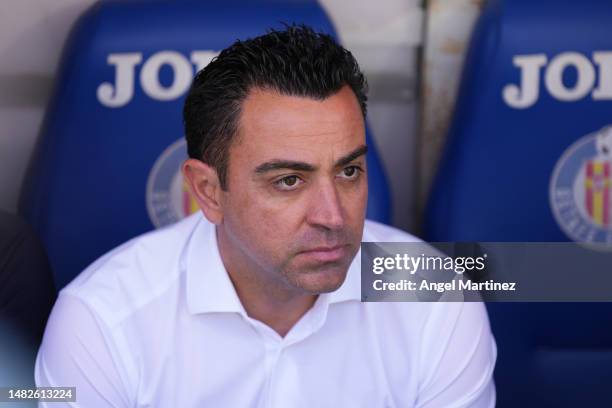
[186,214,246,315]
[326,248,362,304]
[186,215,362,315]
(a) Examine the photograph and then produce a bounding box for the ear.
[182,159,224,224]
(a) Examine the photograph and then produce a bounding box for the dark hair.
[183,24,368,190]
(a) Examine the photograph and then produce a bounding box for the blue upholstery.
[19,0,391,289]
[424,0,612,406]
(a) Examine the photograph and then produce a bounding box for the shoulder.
[363,219,421,243]
[61,213,205,326]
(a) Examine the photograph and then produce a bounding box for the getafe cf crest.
[146,138,199,228]
[550,126,612,246]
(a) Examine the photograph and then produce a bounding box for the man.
[36,26,496,407]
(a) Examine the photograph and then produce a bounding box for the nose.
[306,180,346,230]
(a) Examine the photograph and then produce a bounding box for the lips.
[298,244,349,262]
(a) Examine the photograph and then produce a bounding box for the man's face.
[218,85,368,295]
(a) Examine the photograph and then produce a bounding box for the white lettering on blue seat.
[503,51,612,109]
[97,51,218,108]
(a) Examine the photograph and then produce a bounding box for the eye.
[274,175,304,191]
[338,165,362,180]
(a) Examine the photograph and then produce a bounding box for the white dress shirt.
[36,213,496,407]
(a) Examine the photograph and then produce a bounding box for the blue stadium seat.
[19,0,391,289]
[424,0,612,406]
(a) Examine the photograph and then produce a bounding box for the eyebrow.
[254,145,368,174]
[336,145,368,168]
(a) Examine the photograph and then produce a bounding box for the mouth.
[298,244,350,263]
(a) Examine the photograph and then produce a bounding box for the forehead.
[232,86,365,165]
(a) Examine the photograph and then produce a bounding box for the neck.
[216,226,316,337]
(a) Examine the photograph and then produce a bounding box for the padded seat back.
[424,1,612,406]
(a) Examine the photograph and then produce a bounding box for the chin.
[291,263,349,294]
